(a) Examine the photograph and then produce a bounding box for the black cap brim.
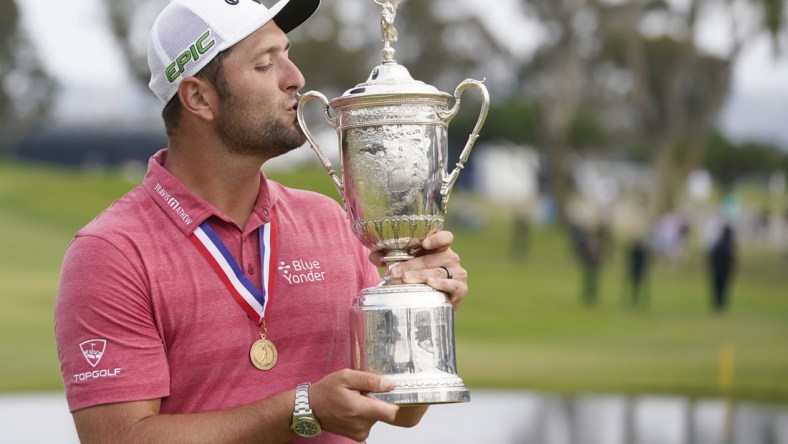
[274,0,320,33]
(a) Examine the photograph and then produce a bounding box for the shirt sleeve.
[54,234,170,412]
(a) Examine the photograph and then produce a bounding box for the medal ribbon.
[188,211,277,324]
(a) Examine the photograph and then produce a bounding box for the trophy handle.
[439,79,490,209]
[297,91,345,203]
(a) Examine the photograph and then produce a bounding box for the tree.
[514,0,618,226]
[515,0,786,223]
[0,0,54,155]
[599,0,761,217]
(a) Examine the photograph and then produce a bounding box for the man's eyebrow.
[251,41,291,60]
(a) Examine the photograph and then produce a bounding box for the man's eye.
[256,64,273,72]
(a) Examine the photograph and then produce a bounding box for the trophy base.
[351,283,470,405]
[369,385,470,405]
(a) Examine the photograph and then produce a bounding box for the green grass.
[1,160,787,407]
[449,199,788,406]
[0,162,143,391]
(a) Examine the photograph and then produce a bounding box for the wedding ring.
[440,266,453,280]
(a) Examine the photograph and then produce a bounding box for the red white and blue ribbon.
[189,212,277,324]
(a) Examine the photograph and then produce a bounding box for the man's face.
[214,21,306,158]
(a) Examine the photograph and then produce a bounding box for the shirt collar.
[142,149,276,236]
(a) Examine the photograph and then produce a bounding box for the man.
[707,223,736,312]
[53,0,468,442]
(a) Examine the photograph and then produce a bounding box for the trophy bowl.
[297,0,489,405]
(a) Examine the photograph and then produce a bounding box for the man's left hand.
[369,231,468,311]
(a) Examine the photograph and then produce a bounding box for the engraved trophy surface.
[297,0,489,405]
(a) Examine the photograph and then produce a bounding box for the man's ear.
[177,76,217,122]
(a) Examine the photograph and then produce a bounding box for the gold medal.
[250,338,278,371]
[249,338,279,370]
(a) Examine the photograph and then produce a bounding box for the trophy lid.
[339,61,447,98]
[331,0,451,108]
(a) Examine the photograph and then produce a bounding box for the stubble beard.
[216,92,306,158]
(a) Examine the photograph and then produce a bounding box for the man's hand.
[369,230,468,311]
[309,370,400,442]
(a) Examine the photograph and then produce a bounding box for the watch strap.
[294,382,312,415]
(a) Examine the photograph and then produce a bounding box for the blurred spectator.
[707,224,737,312]
[570,223,610,307]
[626,238,650,309]
[652,211,689,268]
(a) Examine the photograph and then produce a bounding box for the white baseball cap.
[147,0,320,105]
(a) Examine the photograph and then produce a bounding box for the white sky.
[17,0,157,125]
[16,0,788,147]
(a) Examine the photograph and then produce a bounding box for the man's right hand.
[309,369,400,442]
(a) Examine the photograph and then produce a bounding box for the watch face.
[294,417,321,437]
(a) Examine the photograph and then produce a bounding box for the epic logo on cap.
[164,30,216,83]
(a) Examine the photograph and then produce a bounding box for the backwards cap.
[147,0,319,105]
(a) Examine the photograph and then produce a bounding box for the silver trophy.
[297,0,489,405]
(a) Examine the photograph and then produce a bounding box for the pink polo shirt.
[54,150,380,440]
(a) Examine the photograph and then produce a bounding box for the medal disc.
[250,338,278,371]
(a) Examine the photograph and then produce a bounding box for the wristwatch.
[292,382,322,438]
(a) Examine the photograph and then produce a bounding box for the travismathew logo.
[74,339,122,383]
[155,183,193,225]
[278,258,326,284]
[80,339,106,368]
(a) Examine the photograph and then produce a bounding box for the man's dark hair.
[162,49,233,136]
